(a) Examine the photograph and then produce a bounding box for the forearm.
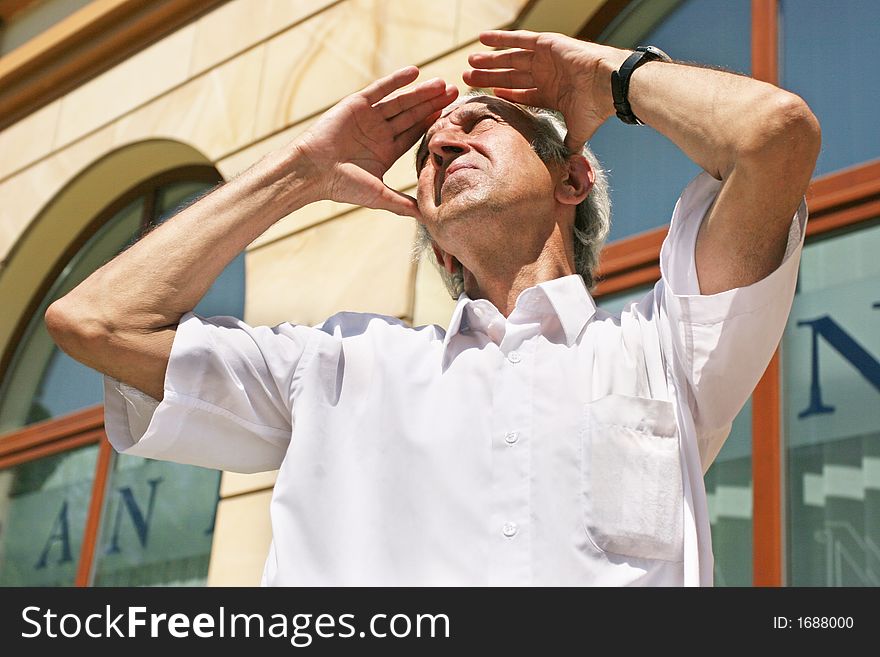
[119,145,314,325]
[593,52,818,182]
[49,144,317,335]
[591,51,819,293]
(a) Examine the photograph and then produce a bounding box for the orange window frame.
[0,406,112,586]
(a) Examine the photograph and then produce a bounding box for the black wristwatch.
[610,45,672,125]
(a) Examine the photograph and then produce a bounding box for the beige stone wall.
[0,0,607,585]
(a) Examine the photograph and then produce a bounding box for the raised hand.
[463,30,628,153]
[297,66,458,218]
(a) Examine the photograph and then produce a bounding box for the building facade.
[0,0,876,586]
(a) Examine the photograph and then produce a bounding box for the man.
[46,30,820,586]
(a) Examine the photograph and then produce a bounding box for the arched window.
[0,167,242,586]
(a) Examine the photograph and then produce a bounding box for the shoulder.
[314,311,445,344]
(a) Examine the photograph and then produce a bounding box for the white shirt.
[104,173,808,586]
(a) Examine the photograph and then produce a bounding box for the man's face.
[415,97,559,253]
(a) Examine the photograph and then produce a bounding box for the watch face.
[637,45,672,61]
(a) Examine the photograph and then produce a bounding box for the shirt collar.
[442,274,597,353]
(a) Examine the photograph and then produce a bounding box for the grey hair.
[411,91,611,299]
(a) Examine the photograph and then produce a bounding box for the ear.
[554,154,594,207]
[431,242,458,275]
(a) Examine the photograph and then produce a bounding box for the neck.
[461,226,576,317]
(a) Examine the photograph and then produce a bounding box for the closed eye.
[469,115,496,130]
[415,111,498,171]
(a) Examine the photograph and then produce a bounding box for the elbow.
[739,91,821,172]
[776,92,821,164]
[45,297,111,361]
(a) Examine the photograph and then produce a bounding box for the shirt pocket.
[580,394,683,562]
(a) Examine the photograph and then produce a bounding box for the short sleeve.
[103,311,316,473]
[659,172,807,467]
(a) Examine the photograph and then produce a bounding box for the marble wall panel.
[0,124,116,261]
[220,470,278,498]
[0,100,60,182]
[455,0,529,44]
[255,0,457,139]
[206,490,273,586]
[190,0,335,76]
[244,207,418,327]
[109,46,265,163]
[53,26,197,148]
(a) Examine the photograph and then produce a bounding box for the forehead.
[434,95,532,128]
[416,96,535,163]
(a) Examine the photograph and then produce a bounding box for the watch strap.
[611,46,670,125]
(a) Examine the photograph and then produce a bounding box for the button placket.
[488,337,535,585]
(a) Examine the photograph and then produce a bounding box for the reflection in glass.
[784,221,880,585]
[703,401,752,586]
[0,445,98,585]
[91,455,221,586]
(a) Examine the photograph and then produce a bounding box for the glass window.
[780,0,880,176]
[155,181,246,321]
[783,220,880,586]
[0,169,238,588]
[0,445,99,586]
[590,0,752,242]
[0,174,242,433]
[704,400,752,586]
[1,0,93,55]
[91,455,221,587]
[598,283,753,585]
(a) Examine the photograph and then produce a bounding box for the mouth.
[445,162,477,178]
[434,162,479,206]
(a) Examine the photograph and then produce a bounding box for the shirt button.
[504,431,519,445]
[507,351,522,364]
[502,522,518,538]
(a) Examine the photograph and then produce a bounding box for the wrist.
[594,47,634,122]
[609,46,672,125]
[264,140,325,213]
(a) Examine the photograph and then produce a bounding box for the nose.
[427,126,469,169]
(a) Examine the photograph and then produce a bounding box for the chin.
[439,187,498,219]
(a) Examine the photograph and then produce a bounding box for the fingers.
[467,48,533,71]
[394,110,440,151]
[370,181,421,219]
[492,88,544,107]
[377,187,422,220]
[462,67,533,89]
[343,165,422,219]
[564,133,586,155]
[466,41,536,90]
[387,84,457,135]
[479,29,540,49]
[361,66,420,104]
[374,77,445,118]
